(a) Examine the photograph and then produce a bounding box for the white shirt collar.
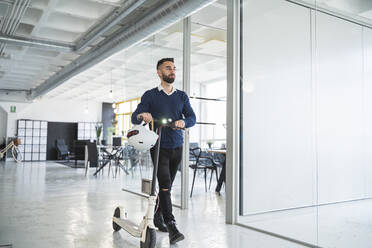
[158,84,177,96]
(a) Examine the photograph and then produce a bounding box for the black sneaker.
[166,221,185,244]
[153,211,168,232]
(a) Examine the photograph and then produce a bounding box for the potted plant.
[95,124,103,145]
[207,139,214,149]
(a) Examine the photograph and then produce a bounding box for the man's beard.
[162,73,175,84]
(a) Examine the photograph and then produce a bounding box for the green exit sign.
[10,106,16,113]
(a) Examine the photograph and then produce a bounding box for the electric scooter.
[112,118,177,248]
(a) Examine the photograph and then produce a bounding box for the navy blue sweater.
[131,87,196,149]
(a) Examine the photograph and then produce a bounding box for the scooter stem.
[150,126,162,196]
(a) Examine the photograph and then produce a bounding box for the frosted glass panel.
[239,0,318,245]
[239,0,372,247]
[241,0,314,214]
[364,28,372,196]
[316,12,364,203]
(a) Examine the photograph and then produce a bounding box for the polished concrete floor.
[240,198,372,248]
[118,159,221,206]
[0,161,303,248]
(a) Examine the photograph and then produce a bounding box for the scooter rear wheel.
[112,207,121,231]
[140,227,156,248]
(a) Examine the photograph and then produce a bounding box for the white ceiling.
[0,0,124,91]
[4,0,370,104]
[0,0,227,103]
[43,0,227,103]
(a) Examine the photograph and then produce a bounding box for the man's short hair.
[157,58,174,69]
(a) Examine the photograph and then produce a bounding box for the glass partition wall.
[238,0,372,247]
[113,0,228,206]
[189,2,227,198]
[115,20,184,206]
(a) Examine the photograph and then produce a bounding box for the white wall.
[0,99,101,139]
[241,0,372,215]
[0,106,7,144]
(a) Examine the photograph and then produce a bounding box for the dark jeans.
[151,146,183,223]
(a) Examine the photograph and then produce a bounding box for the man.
[131,58,196,244]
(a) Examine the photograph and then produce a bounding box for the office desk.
[207,149,226,193]
[93,145,124,176]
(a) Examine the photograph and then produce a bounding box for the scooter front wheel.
[140,227,156,248]
[112,207,121,231]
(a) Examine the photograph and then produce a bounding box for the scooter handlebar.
[154,118,185,130]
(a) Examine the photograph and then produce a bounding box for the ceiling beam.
[75,0,147,52]
[0,33,74,52]
[0,89,31,102]
[2,0,14,5]
[0,0,148,53]
[29,0,217,100]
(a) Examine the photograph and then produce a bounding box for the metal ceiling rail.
[0,33,74,52]
[2,0,14,5]
[0,0,30,54]
[8,0,30,35]
[0,0,148,52]
[29,0,217,100]
[74,0,147,52]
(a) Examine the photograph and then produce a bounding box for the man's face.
[158,61,176,84]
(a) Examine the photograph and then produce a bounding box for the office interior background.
[0,0,371,247]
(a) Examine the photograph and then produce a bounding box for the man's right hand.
[137,112,153,123]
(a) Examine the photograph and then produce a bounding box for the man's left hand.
[173,120,185,130]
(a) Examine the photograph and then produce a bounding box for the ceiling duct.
[0,0,30,55]
[29,0,216,100]
[74,0,147,52]
[0,33,74,52]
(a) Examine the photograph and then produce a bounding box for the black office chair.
[56,139,69,160]
[189,147,219,197]
[190,142,199,150]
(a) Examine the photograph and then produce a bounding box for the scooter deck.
[113,217,142,238]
